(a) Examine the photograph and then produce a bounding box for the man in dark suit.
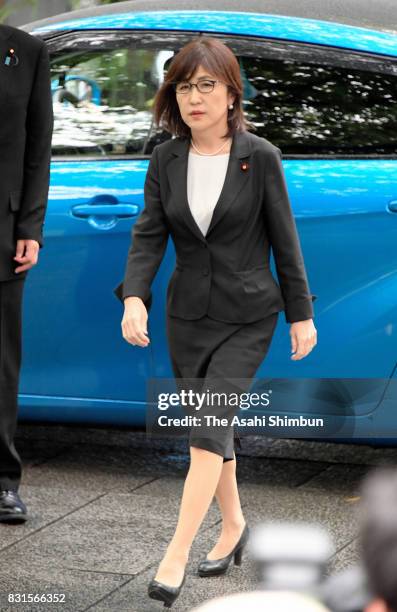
[0,24,53,522]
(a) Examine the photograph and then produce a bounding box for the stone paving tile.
[91,564,253,612]
[327,537,361,575]
[0,561,133,612]
[0,443,162,549]
[13,436,73,467]
[90,521,260,612]
[0,485,104,550]
[16,424,190,456]
[299,463,374,496]
[240,483,359,552]
[234,454,329,486]
[21,443,189,491]
[0,478,220,577]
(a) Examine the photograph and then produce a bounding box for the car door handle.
[71,203,140,218]
[387,200,397,213]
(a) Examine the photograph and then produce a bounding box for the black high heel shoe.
[148,570,186,608]
[197,524,249,577]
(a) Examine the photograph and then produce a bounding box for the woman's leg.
[194,314,279,560]
[158,313,278,585]
[154,446,224,586]
[206,452,246,559]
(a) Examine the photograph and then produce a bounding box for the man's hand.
[14,239,40,274]
[290,319,317,360]
[121,297,150,347]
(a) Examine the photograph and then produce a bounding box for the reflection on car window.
[51,47,174,157]
[240,56,397,155]
[50,36,397,158]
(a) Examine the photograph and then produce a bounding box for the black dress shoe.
[148,570,186,608]
[0,490,27,523]
[198,524,249,577]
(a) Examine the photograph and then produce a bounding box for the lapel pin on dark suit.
[240,161,249,171]
[4,48,19,67]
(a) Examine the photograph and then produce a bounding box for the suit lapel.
[166,130,252,242]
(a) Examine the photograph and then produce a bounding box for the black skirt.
[166,311,279,462]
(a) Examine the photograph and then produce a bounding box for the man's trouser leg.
[0,278,25,492]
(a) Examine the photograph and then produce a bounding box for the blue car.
[19,1,397,437]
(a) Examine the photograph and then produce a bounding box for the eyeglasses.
[173,79,225,94]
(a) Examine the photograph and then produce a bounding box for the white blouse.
[187,151,230,237]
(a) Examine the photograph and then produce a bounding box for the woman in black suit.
[115,37,317,608]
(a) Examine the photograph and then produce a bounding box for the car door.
[206,33,397,423]
[19,30,194,425]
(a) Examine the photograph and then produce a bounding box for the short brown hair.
[152,36,255,139]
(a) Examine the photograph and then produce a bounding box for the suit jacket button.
[202,267,209,276]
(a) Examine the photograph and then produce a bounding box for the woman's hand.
[121,297,150,347]
[290,319,317,360]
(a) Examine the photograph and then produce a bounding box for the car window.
[50,46,175,156]
[237,54,396,156]
[48,31,397,158]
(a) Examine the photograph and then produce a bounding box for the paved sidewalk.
[1,424,397,611]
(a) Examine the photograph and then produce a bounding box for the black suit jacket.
[0,24,53,281]
[114,129,317,324]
